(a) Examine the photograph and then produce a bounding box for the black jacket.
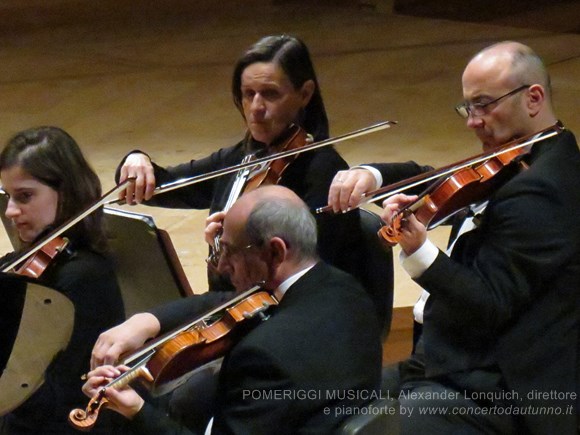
[410,129,580,434]
[1,247,125,434]
[131,262,383,434]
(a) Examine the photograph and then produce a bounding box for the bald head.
[467,41,551,100]
[225,185,304,232]
[216,185,317,290]
[461,41,558,147]
[226,185,318,261]
[234,185,305,211]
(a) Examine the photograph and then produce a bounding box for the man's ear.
[268,237,288,268]
[527,84,545,117]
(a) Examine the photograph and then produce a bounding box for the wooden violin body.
[68,289,278,431]
[13,237,70,279]
[378,132,543,246]
[146,290,277,395]
[243,124,309,191]
[208,124,309,268]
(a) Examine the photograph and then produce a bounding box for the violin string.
[104,353,152,390]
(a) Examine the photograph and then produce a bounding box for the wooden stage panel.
[0,1,578,312]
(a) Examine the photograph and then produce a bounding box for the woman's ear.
[299,80,315,107]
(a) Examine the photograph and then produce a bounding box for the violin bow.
[106,121,396,205]
[1,178,136,274]
[316,123,562,214]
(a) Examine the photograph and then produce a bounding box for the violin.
[1,179,135,276]
[316,123,562,215]
[243,124,310,191]
[68,286,278,431]
[207,124,311,267]
[377,124,563,246]
[206,122,389,267]
[12,237,70,279]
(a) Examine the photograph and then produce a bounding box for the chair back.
[0,274,74,415]
[336,398,399,435]
[103,207,193,316]
[357,209,394,338]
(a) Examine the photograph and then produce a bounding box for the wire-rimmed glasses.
[455,85,531,119]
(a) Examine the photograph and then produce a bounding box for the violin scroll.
[377,209,411,247]
[69,364,154,431]
[68,390,109,432]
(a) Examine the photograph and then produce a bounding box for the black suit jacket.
[132,262,383,434]
[414,130,580,434]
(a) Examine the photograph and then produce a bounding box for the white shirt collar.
[273,263,316,301]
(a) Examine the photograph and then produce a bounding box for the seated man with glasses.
[84,185,383,434]
[327,41,579,434]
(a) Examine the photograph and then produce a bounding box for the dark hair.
[0,126,107,252]
[232,35,329,141]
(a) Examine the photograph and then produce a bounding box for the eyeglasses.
[220,242,254,260]
[455,85,530,119]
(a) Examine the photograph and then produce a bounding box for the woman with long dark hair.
[0,126,125,434]
[114,35,360,291]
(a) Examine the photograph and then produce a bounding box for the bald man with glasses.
[328,41,580,434]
